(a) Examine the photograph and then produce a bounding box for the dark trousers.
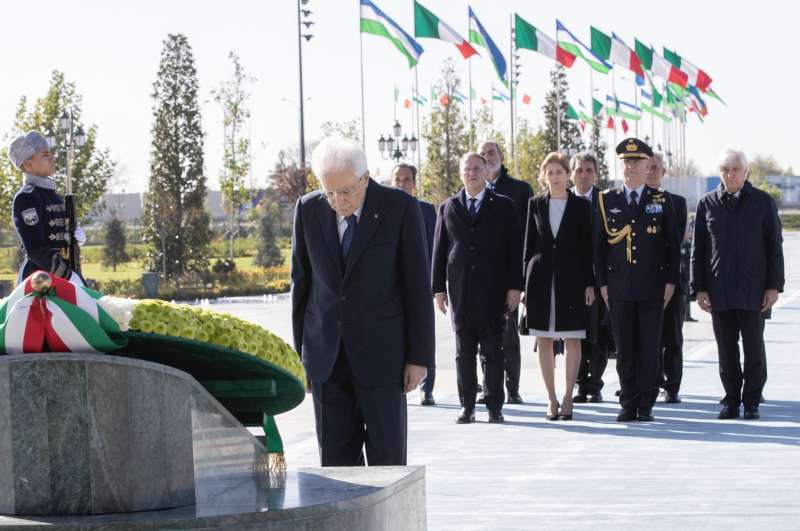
[661,291,686,395]
[457,325,504,411]
[481,310,521,396]
[608,299,664,412]
[576,339,609,395]
[711,309,766,408]
[310,349,407,466]
[419,367,436,395]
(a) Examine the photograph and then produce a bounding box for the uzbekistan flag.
[468,7,508,86]
[557,20,612,74]
[360,0,424,68]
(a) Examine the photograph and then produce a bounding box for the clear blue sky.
[1,0,796,192]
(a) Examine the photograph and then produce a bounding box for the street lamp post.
[46,110,86,275]
[297,0,314,169]
[377,120,418,164]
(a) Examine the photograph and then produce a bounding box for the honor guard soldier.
[594,138,680,422]
[9,131,85,286]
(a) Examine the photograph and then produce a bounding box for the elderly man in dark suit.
[692,149,784,421]
[432,152,523,424]
[479,141,532,405]
[291,137,435,466]
[391,162,438,406]
[646,153,689,404]
[595,138,681,422]
[569,152,610,404]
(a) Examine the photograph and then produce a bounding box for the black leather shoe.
[743,405,760,420]
[717,404,740,420]
[572,392,589,403]
[476,395,487,405]
[616,408,637,422]
[488,410,505,423]
[507,394,524,405]
[456,408,476,424]
[420,393,436,406]
[637,410,654,421]
[589,392,604,403]
[664,393,681,404]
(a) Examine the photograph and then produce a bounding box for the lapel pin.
[374,213,379,219]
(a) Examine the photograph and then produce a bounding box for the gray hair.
[479,140,504,160]
[460,152,487,168]
[311,136,368,180]
[570,152,598,173]
[718,149,748,169]
[651,152,665,166]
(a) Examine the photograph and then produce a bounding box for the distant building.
[86,191,227,225]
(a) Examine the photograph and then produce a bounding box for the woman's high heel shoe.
[545,401,559,421]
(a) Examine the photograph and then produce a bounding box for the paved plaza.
[212,232,800,530]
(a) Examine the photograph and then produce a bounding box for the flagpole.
[468,58,474,149]
[359,15,366,150]
[509,13,517,175]
[634,84,639,137]
[556,84,562,153]
[414,66,422,176]
[393,84,397,122]
[611,68,617,182]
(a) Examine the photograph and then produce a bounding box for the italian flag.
[0,272,126,354]
[663,47,712,92]
[360,0,424,68]
[590,27,643,77]
[635,39,688,88]
[414,1,477,59]
[514,14,575,67]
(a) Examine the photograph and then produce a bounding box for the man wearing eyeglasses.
[291,137,434,467]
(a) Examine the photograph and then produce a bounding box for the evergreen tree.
[420,59,470,204]
[588,116,611,187]
[213,51,254,260]
[102,214,129,272]
[470,104,505,153]
[143,34,211,277]
[514,119,549,193]
[542,65,584,156]
[255,202,283,268]
[0,71,117,231]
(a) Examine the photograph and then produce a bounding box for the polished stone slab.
[0,354,197,515]
[0,466,427,530]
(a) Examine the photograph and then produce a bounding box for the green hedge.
[94,266,290,300]
[780,212,800,231]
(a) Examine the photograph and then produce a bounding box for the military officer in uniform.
[594,138,680,422]
[9,131,85,286]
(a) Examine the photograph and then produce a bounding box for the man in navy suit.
[291,137,435,466]
[432,153,523,424]
[646,153,689,404]
[480,141,533,404]
[391,163,438,406]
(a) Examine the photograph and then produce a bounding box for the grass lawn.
[0,250,291,284]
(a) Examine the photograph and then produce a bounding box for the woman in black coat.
[523,152,595,420]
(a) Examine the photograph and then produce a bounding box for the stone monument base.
[0,354,427,529]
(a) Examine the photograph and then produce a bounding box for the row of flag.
[360,0,723,124]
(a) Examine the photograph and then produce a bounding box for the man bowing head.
[291,136,435,466]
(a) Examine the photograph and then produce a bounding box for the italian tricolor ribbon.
[0,271,127,354]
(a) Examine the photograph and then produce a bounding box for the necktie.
[629,190,638,206]
[468,197,478,218]
[341,214,357,263]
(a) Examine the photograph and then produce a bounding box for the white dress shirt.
[337,207,362,242]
